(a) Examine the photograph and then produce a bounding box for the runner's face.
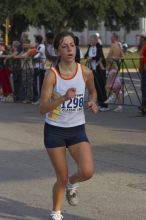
[58,36,76,62]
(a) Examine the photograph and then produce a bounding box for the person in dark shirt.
[74,36,83,63]
[84,34,109,111]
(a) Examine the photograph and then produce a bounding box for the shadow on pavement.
[0,196,47,220]
[92,143,146,174]
[85,106,146,132]
[0,103,146,132]
[0,149,53,182]
[0,103,43,124]
[0,197,95,220]
[0,142,146,183]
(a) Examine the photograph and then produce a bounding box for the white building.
[73,17,146,46]
[27,16,146,46]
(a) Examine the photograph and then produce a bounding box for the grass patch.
[122,52,139,69]
[80,52,140,69]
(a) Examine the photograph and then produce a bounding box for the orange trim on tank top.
[50,68,57,86]
[53,63,78,80]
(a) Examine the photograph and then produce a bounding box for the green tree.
[0,0,145,42]
[15,0,100,32]
[0,0,30,41]
[103,0,145,32]
[15,0,65,32]
[0,0,100,40]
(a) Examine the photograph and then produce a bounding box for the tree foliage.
[103,0,145,32]
[0,0,145,41]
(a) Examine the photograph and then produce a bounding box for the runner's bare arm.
[82,65,98,113]
[82,65,97,102]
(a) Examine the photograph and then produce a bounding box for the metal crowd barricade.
[84,57,142,107]
[118,58,141,106]
[0,57,52,103]
[0,57,142,106]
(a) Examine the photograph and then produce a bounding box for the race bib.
[61,94,84,112]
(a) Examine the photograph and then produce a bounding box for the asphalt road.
[0,102,146,220]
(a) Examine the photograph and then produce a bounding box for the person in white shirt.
[45,32,58,66]
[32,35,46,104]
[84,34,109,111]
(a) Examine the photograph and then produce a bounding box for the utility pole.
[5,17,10,46]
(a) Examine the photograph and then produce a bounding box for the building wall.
[27,25,46,43]
[26,17,146,46]
[73,17,146,46]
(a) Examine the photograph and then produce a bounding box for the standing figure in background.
[74,36,83,63]
[32,35,46,104]
[20,39,34,103]
[45,32,58,66]
[40,31,98,220]
[138,31,146,114]
[84,34,109,111]
[0,39,13,102]
[107,33,123,70]
[105,61,123,112]
[3,40,23,102]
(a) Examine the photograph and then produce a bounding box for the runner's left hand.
[87,101,98,114]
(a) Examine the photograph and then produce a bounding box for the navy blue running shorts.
[44,123,89,148]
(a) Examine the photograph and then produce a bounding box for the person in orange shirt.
[139,32,146,114]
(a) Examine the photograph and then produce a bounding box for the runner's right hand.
[64,88,76,101]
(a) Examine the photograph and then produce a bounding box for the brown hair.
[53,31,75,50]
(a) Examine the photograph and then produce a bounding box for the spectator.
[32,35,46,104]
[84,34,109,111]
[45,32,58,66]
[105,61,123,112]
[21,32,31,52]
[0,39,13,101]
[74,36,83,63]
[19,40,35,103]
[139,31,146,114]
[107,33,123,69]
[3,40,23,102]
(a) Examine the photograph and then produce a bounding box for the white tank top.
[45,63,86,127]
